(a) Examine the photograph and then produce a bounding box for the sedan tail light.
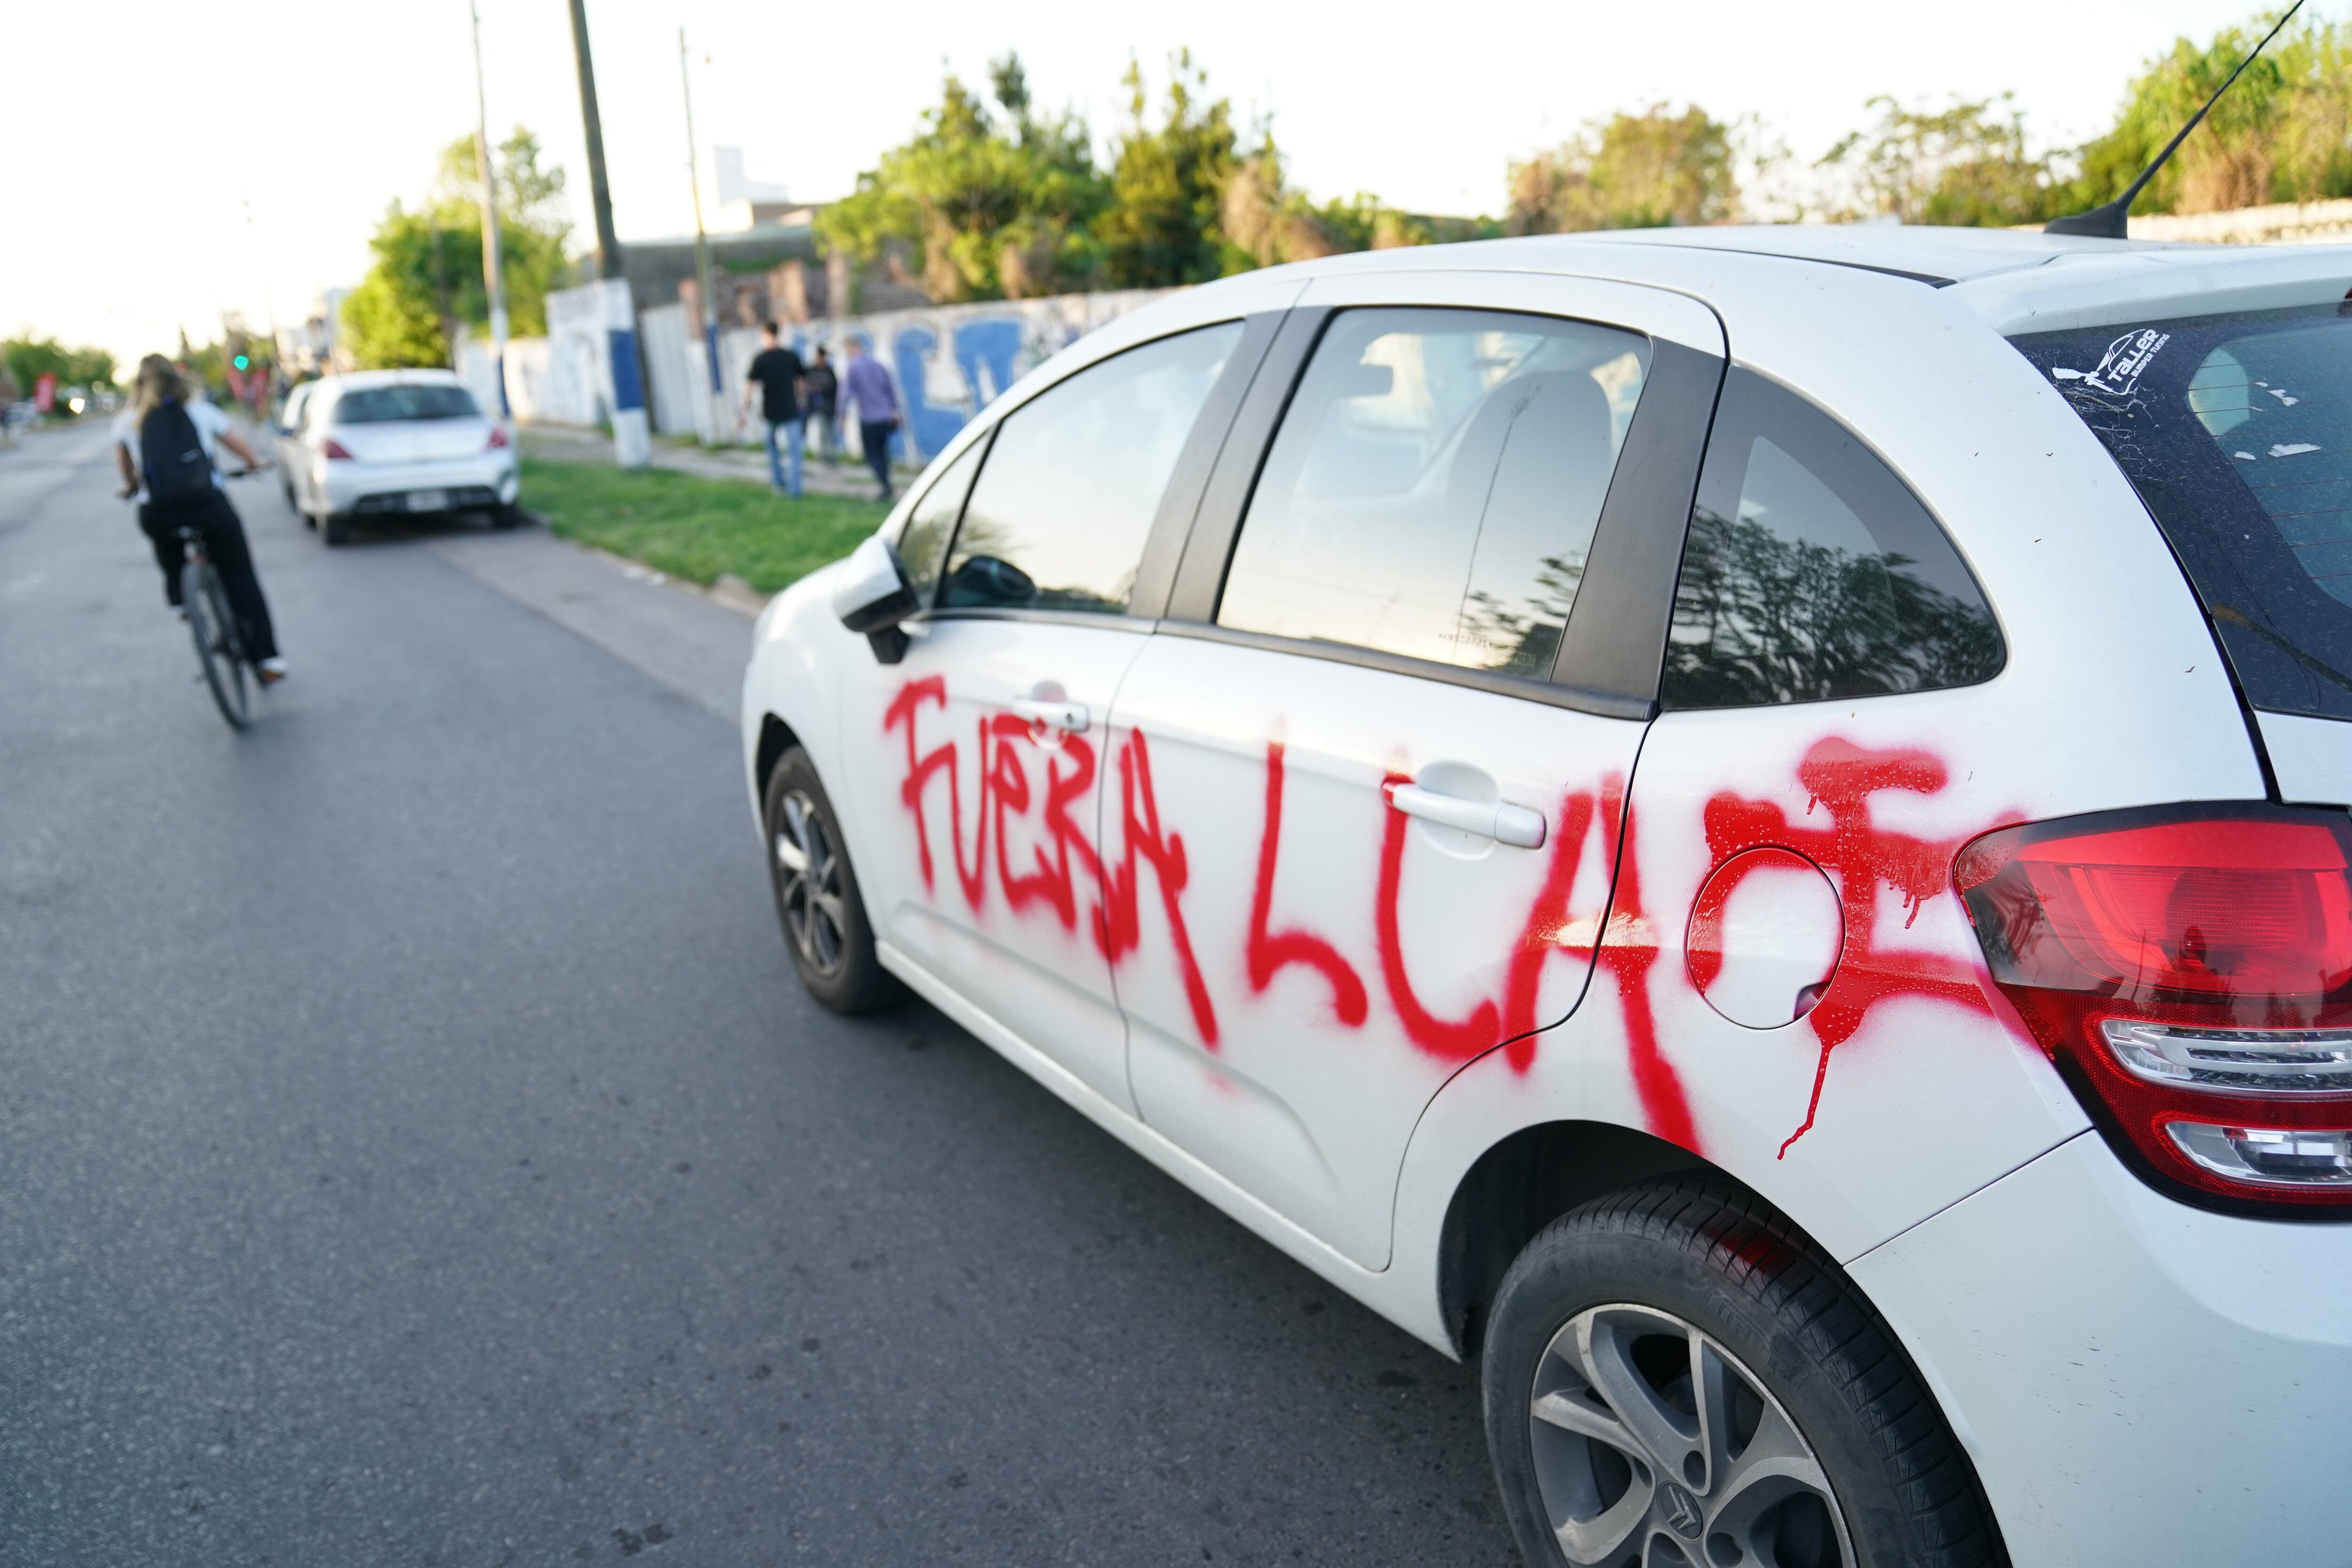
[486,425,509,450]
[322,437,356,461]
[1955,804,2352,1213]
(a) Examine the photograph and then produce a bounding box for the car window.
[2014,306,2352,719]
[1216,307,1650,677]
[898,435,988,606]
[334,385,482,423]
[1662,370,2003,709]
[940,323,1244,614]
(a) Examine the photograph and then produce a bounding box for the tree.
[340,127,575,370]
[816,54,1107,303]
[1816,95,2056,226]
[2070,11,2352,215]
[2,334,115,396]
[1507,106,1738,233]
[1098,52,1240,287]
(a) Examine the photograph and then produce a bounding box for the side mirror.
[832,533,920,664]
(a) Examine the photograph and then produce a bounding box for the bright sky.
[4,0,2301,373]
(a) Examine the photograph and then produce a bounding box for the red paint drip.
[1100,729,1219,1047]
[1374,771,1505,1061]
[1247,742,1369,1027]
[1701,737,2002,1158]
[1497,791,1598,1071]
[1590,780,1701,1152]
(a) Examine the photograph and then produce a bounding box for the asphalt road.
[0,422,1515,1567]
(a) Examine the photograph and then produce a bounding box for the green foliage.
[2070,11,2352,214]
[816,53,1107,302]
[518,457,886,593]
[342,127,574,370]
[3,334,116,394]
[1817,94,2058,226]
[1507,106,1739,233]
[1217,135,1441,269]
[1098,52,1240,287]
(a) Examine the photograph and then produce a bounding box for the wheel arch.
[1437,1119,1715,1359]
[754,712,800,804]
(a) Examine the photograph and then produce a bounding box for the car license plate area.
[408,490,449,513]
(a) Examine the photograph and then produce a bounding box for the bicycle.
[181,514,254,730]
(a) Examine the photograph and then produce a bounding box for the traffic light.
[233,354,250,371]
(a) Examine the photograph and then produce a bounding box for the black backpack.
[141,400,214,505]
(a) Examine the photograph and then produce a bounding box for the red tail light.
[486,425,509,449]
[322,437,356,461]
[1956,804,2352,1213]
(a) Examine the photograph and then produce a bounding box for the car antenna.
[2046,0,2304,239]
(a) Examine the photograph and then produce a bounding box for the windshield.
[334,384,481,423]
[2014,304,2352,720]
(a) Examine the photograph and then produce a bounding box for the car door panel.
[1107,637,1644,1267]
[1110,284,1723,1268]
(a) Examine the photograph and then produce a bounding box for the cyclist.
[112,354,287,684]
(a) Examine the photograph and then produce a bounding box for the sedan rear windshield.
[2014,304,2352,720]
[335,385,482,423]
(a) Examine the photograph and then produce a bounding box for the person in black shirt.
[803,346,839,462]
[742,322,807,497]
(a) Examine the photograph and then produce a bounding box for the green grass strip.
[519,456,885,594]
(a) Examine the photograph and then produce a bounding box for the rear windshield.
[2014,304,2352,719]
[334,385,481,423]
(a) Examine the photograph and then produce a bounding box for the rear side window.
[2015,306,2352,720]
[1663,370,2002,709]
[941,322,1243,614]
[1217,307,1650,677]
[334,385,482,423]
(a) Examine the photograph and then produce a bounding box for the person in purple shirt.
[838,336,902,502]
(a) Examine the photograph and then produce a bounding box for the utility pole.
[469,0,511,422]
[568,0,623,280]
[678,27,723,414]
[566,0,650,467]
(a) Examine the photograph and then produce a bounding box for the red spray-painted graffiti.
[1700,737,2005,1157]
[883,681,1217,1044]
[1588,783,1702,1151]
[885,685,2013,1163]
[1248,742,1368,1027]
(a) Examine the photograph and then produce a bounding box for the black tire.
[489,502,523,530]
[763,747,903,1014]
[1483,1177,2002,1568]
[320,512,350,546]
[183,559,250,731]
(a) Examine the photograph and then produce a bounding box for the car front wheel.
[763,747,901,1014]
[1483,1178,2002,1568]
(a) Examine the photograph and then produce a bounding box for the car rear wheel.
[320,511,350,546]
[763,747,902,1014]
[1483,1177,2002,1568]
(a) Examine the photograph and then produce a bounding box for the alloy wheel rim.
[1527,1303,1852,1568]
[774,789,848,978]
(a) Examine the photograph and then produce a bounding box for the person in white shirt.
[112,354,287,682]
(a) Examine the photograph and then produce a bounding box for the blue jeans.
[765,418,804,497]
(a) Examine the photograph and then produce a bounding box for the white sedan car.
[741,227,2352,1568]
[282,369,519,545]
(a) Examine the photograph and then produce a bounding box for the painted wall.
[473,285,1179,462]
[455,278,640,431]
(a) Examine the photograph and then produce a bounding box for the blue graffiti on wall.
[889,317,1030,462]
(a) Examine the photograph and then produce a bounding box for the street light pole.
[468,0,511,422]
[679,27,723,415]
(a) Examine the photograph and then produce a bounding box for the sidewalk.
[522,425,908,501]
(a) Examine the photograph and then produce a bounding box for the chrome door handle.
[1009,696,1089,733]
[1387,782,1547,849]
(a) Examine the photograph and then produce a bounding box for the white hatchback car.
[740,228,2352,1568]
[282,369,519,544]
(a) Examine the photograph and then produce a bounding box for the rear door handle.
[1387,783,1547,849]
[1010,696,1089,733]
